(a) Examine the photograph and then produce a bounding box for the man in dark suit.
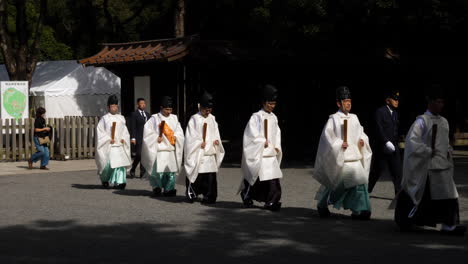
[368,90,402,194]
[130,98,150,178]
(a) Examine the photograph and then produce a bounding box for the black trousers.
[186,173,218,201]
[243,178,282,204]
[368,148,402,194]
[395,178,460,228]
[131,143,146,176]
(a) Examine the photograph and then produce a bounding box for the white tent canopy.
[0,60,120,118]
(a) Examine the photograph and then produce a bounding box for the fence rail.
[1,117,99,162]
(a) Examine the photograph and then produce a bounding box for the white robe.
[95,113,131,174]
[401,111,458,206]
[141,113,185,176]
[241,109,282,186]
[183,113,225,183]
[313,111,372,190]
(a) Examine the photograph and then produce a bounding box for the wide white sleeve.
[356,116,372,176]
[141,116,159,176]
[402,119,432,205]
[241,114,266,185]
[213,118,225,168]
[119,116,132,167]
[312,117,344,190]
[183,117,203,182]
[174,118,185,173]
[95,118,111,174]
[359,129,373,176]
[274,115,282,164]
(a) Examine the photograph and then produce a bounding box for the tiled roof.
[79,35,196,66]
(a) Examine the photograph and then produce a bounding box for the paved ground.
[0,157,467,263]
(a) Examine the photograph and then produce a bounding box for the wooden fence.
[0,117,99,162]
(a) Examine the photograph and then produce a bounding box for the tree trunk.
[0,0,46,82]
[175,0,185,38]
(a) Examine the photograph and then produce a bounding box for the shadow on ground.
[0,205,466,263]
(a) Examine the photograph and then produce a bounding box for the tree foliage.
[1,0,468,74]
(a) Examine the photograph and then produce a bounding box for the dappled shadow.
[197,200,254,209]
[16,166,37,170]
[0,206,466,263]
[71,183,105,190]
[112,189,153,197]
[150,195,187,204]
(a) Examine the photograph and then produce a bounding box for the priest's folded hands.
[110,139,125,144]
[201,140,219,149]
[342,142,348,149]
[359,139,364,147]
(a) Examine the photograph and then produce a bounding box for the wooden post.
[5,119,10,161]
[49,118,55,159]
[24,119,29,160]
[92,117,99,157]
[18,118,23,160]
[0,119,3,160]
[343,119,348,143]
[30,118,35,156]
[71,117,77,159]
[65,117,71,159]
[59,118,65,159]
[83,117,89,158]
[12,119,17,161]
[77,117,82,159]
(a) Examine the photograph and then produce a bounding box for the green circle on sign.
[3,87,27,119]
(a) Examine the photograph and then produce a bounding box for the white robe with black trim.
[401,111,458,206]
[241,109,282,187]
[183,112,225,183]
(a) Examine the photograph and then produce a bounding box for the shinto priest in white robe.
[313,110,373,214]
[240,109,283,203]
[395,111,460,228]
[183,112,225,200]
[141,112,185,192]
[95,112,131,185]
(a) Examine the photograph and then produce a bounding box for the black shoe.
[264,202,281,211]
[185,197,194,203]
[163,189,177,197]
[351,210,371,220]
[240,190,254,208]
[441,225,466,236]
[317,206,331,218]
[153,187,162,196]
[102,182,109,188]
[242,197,253,208]
[129,170,135,178]
[117,183,126,190]
[201,197,216,204]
